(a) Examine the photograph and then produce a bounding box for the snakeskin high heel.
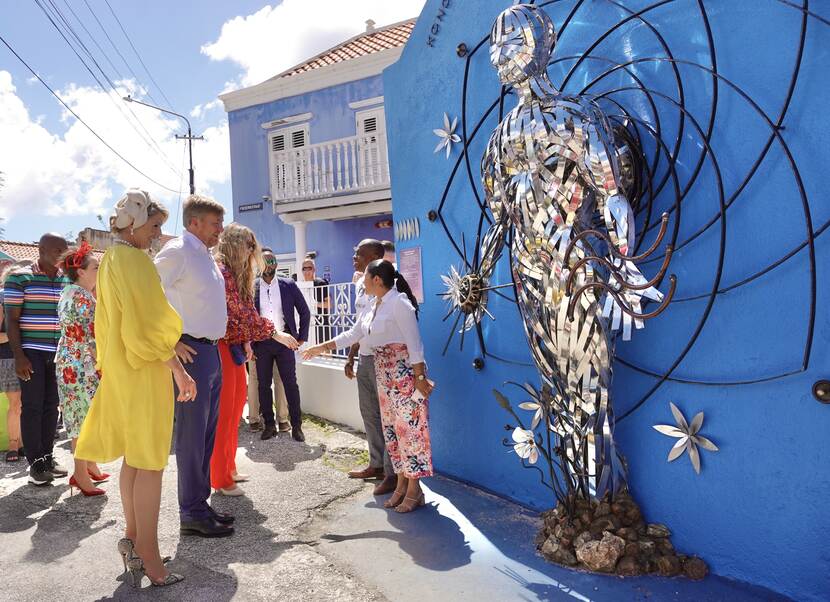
[117,538,171,574]
[125,553,184,588]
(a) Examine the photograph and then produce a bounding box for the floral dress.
[56,284,100,439]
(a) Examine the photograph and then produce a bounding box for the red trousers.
[210,342,247,490]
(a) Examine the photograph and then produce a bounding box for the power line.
[103,0,176,112]
[33,0,182,177]
[0,32,180,193]
[80,0,165,110]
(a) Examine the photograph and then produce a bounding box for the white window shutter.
[272,134,285,152]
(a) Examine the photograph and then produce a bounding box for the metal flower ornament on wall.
[653,403,718,474]
[433,112,461,158]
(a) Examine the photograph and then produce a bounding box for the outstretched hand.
[302,344,326,361]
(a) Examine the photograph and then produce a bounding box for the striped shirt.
[3,264,69,353]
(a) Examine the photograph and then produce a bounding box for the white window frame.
[355,107,387,185]
[268,123,311,202]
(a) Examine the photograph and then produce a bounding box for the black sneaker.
[29,459,55,486]
[45,454,68,477]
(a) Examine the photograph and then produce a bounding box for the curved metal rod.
[567,275,676,321]
[564,212,669,267]
[565,244,673,296]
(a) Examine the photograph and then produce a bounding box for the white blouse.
[334,290,425,364]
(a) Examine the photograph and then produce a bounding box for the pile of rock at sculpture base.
[535,491,708,579]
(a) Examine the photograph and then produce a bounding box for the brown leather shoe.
[373,475,398,495]
[278,422,291,433]
[348,466,385,479]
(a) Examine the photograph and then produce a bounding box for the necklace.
[114,238,137,248]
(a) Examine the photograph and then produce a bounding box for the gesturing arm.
[3,274,32,379]
[583,116,663,339]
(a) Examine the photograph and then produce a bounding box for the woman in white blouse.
[304,260,434,513]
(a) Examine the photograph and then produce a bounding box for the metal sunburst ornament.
[653,403,719,474]
[433,112,461,158]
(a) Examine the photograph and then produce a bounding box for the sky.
[0,0,426,243]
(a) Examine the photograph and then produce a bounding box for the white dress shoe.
[216,486,245,497]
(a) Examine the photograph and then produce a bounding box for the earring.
[130,226,134,236]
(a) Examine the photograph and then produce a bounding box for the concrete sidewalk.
[0,417,789,601]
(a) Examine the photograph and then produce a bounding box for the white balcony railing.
[270,133,389,204]
[297,281,358,361]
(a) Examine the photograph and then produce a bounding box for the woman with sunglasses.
[211,223,276,496]
[304,259,434,513]
[55,242,106,496]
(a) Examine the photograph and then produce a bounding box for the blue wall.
[228,75,390,283]
[384,1,830,600]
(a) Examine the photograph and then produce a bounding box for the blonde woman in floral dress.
[56,241,105,496]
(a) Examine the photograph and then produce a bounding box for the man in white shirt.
[345,239,397,494]
[154,195,233,538]
[253,251,310,442]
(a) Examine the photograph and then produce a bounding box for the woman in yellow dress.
[76,189,196,588]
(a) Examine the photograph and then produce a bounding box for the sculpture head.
[489,4,556,85]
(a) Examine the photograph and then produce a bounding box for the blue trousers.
[173,340,222,521]
[253,339,302,429]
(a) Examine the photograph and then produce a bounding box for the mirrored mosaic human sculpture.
[445,3,675,504]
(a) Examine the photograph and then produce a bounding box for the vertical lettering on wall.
[427,0,452,47]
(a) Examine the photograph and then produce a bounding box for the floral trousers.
[373,343,433,478]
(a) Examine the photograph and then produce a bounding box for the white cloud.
[190,98,222,119]
[0,70,230,222]
[202,0,426,88]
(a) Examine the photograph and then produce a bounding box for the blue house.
[219,19,414,283]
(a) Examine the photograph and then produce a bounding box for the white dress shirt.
[353,275,373,357]
[260,277,285,333]
[335,290,425,364]
[154,230,227,340]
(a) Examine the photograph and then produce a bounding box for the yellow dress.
[76,244,182,470]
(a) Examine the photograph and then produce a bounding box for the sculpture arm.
[583,117,663,339]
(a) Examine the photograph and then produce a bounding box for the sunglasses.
[263,257,277,266]
[302,266,314,271]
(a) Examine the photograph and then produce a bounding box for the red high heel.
[69,475,105,497]
[88,469,110,482]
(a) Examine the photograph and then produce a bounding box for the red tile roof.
[277,19,415,79]
[0,241,41,263]
[0,240,105,265]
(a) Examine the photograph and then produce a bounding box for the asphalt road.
[0,418,385,602]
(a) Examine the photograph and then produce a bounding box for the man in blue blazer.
[253,251,311,441]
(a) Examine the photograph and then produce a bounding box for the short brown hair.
[183,194,225,227]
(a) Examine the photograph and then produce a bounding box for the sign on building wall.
[398,246,424,304]
[239,202,264,212]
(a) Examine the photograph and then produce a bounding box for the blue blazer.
[253,277,311,343]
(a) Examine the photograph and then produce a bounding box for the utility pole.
[123,95,203,194]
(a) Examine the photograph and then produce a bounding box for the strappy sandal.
[383,490,407,508]
[5,448,19,462]
[125,553,184,588]
[118,538,171,574]
[394,493,426,514]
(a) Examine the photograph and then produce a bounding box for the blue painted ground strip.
[418,476,789,602]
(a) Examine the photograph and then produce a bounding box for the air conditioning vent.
[272,135,285,152]
[292,130,306,148]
